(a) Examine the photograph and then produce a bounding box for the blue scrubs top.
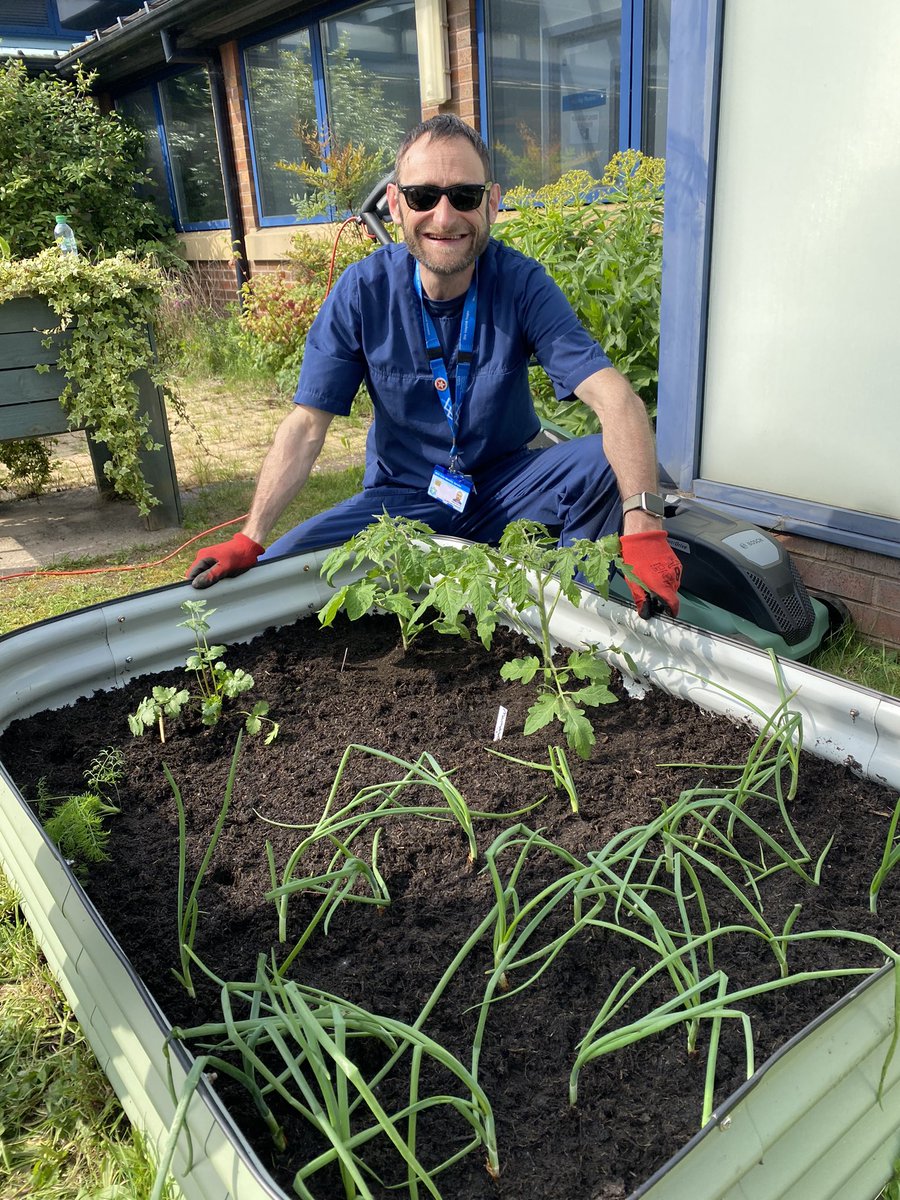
[292,238,612,490]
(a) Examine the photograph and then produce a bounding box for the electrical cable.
[0,514,249,584]
[325,215,365,296]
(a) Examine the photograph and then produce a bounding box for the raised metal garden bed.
[1,547,899,1199]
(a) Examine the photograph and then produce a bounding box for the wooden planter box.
[0,296,181,529]
[1,552,899,1199]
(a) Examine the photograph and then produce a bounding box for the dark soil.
[2,613,899,1200]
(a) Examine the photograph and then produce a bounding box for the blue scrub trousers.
[261,434,620,561]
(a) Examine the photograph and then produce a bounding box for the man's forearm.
[242,405,333,545]
[575,367,661,531]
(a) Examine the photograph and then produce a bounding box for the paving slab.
[0,488,182,576]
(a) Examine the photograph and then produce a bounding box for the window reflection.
[245,0,420,221]
[489,0,623,189]
[157,68,227,226]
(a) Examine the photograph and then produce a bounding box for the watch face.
[624,492,665,516]
[643,493,665,517]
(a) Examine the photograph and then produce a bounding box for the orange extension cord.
[1,213,374,588]
[0,514,249,584]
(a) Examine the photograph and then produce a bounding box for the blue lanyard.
[414,262,477,471]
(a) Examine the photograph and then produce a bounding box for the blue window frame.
[477,0,670,190]
[115,67,228,233]
[0,0,68,39]
[241,0,422,227]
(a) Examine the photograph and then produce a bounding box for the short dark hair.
[394,114,491,179]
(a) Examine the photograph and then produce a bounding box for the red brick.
[797,560,875,605]
[775,533,828,561]
[854,606,900,651]
[828,545,900,579]
[874,576,900,612]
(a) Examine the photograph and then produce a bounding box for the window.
[243,0,421,224]
[116,68,227,231]
[641,0,670,158]
[157,68,228,226]
[114,88,171,208]
[482,0,670,189]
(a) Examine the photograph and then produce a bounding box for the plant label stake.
[493,706,509,742]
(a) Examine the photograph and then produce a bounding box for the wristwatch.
[621,492,666,518]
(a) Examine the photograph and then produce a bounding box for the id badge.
[428,465,473,513]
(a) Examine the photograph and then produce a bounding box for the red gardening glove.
[186,533,264,590]
[619,530,682,619]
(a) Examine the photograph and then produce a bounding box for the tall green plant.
[495,151,664,431]
[0,60,174,261]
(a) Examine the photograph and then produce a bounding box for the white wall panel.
[700,1,900,519]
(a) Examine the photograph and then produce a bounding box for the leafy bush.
[238,227,376,392]
[0,437,54,497]
[0,60,176,262]
[495,151,664,434]
[0,250,177,515]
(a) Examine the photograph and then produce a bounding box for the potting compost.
[2,613,898,1200]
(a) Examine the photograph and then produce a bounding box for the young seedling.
[152,958,499,1200]
[128,685,190,743]
[488,520,622,759]
[870,795,900,913]
[165,731,244,998]
[38,748,125,877]
[318,513,463,650]
[486,744,580,812]
[129,599,279,742]
[320,514,624,758]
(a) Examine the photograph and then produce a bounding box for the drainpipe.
[159,29,249,305]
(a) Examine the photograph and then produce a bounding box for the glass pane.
[321,0,421,212]
[488,0,623,190]
[642,0,670,158]
[115,88,171,212]
[244,30,319,220]
[157,67,227,225]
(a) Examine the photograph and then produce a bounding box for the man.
[188,114,681,618]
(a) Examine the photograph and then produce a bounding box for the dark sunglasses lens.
[401,184,486,211]
[447,186,486,211]
[404,186,441,211]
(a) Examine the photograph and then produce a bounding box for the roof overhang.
[56,0,321,92]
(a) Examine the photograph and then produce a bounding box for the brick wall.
[184,259,241,308]
[776,533,900,651]
[452,0,479,126]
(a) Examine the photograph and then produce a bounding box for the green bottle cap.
[55,214,67,223]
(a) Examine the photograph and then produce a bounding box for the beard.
[400,212,491,278]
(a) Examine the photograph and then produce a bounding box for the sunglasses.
[396,182,492,212]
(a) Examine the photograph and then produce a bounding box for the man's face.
[387,135,500,290]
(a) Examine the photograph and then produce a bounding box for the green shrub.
[496,150,664,434]
[0,60,176,262]
[0,437,54,497]
[238,228,376,391]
